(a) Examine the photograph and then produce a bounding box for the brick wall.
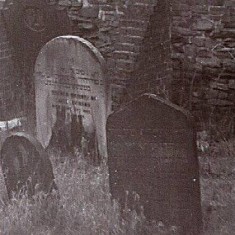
[0,9,21,121]
[171,0,235,134]
[130,0,172,98]
[69,0,172,109]
[1,0,234,133]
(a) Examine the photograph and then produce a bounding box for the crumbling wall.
[130,0,172,99]
[1,0,234,134]
[171,0,235,134]
[69,0,171,109]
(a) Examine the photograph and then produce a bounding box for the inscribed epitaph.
[35,36,109,159]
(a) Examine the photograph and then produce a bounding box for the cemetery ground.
[0,140,234,235]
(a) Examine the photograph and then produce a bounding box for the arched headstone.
[34,36,110,160]
[107,94,202,235]
[0,132,57,199]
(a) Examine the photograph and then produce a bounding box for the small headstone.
[0,132,57,199]
[34,36,110,160]
[107,94,202,235]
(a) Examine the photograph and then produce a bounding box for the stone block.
[119,26,145,37]
[207,99,233,106]
[209,6,226,15]
[223,59,235,72]
[211,28,235,38]
[196,57,221,68]
[192,36,206,47]
[193,19,214,31]
[192,5,209,14]
[115,42,140,53]
[119,19,148,29]
[210,82,229,91]
[118,35,143,44]
[172,3,191,11]
[116,59,135,72]
[229,80,235,89]
[113,51,137,61]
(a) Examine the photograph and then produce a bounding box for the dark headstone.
[2,0,71,130]
[0,132,57,199]
[0,12,21,120]
[107,94,202,235]
[2,0,71,73]
[34,36,110,161]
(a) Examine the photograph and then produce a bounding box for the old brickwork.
[70,0,235,134]
[131,1,171,98]
[171,0,235,133]
[69,0,171,109]
[0,0,234,133]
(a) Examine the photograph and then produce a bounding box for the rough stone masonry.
[0,0,234,133]
[68,0,235,132]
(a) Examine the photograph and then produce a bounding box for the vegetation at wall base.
[199,138,235,235]
[0,139,234,234]
[0,150,179,235]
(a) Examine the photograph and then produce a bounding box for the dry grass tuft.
[0,151,177,235]
[199,139,235,235]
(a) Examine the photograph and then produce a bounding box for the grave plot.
[107,94,202,235]
[34,36,110,161]
[0,132,57,199]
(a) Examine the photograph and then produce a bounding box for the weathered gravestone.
[2,0,71,132]
[0,132,57,199]
[34,36,110,161]
[2,0,70,73]
[0,13,21,121]
[107,94,202,235]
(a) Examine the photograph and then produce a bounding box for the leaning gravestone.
[0,132,57,199]
[107,94,202,235]
[34,36,110,160]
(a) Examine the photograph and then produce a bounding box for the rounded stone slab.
[0,132,57,199]
[34,36,110,159]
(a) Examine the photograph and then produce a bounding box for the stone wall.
[130,0,172,99]
[68,0,171,109]
[171,0,235,134]
[70,0,235,135]
[0,0,234,133]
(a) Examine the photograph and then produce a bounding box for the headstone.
[2,0,71,73]
[0,132,57,199]
[2,0,71,131]
[34,36,110,160]
[0,12,21,120]
[107,94,202,235]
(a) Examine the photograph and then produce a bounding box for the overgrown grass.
[0,151,177,235]
[199,138,235,235]
[0,139,235,235]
